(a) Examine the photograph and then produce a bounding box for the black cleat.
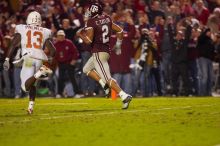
[103,84,110,98]
[122,95,132,109]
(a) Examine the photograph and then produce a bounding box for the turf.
[0,97,220,146]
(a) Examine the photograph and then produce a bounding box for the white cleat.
[122,94,132,109]
[55,94,62,98]
[74,94,84,98]
[27,108,33,115]
[40,65,53,75]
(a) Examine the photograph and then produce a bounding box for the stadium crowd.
[0,0,220,98]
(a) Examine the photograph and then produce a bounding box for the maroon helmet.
[85,3,103,18]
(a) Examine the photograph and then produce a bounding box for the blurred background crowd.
[0,0,220,98]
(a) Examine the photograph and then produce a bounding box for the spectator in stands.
[0,35,11,97]
[133,28,149,96]
[181,0,194,17]
[147,0,165,24]
[53,17,79,43]
[207,7,220,33]
[212,33,220,96]
[138,11,150,31]
[187,28,201,95]
[134,0,147,12]
[160,17,173,94]
[194,0,210,25]
[168,19,192,96]
[0,33,4,96]
[197,28,216,96]
[12,47,22,98]
[54,30,82,98]
[133,28,162,96]
[165,4,182,22]
[146,29,163,96]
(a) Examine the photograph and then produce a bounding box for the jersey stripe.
[95,53,108,82]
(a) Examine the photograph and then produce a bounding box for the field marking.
[37,103,88,106]
[0,104,218,124]
[0,102,88,106]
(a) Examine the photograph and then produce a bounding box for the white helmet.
[26,11,42,26]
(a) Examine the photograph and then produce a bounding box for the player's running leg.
[83,56,110,96]
[107,78,132,109]
[94,52,132,109]
[21,58,52,114]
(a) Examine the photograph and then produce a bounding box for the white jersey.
[15,24,52,61]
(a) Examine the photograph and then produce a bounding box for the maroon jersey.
[86,14,112,53]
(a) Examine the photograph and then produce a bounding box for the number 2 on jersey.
[26,30,43,49]
[102,25,109,43]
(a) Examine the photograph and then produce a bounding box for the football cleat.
[103,84,110,97]
[39,65,53,76]
[122,94,132,109]
[74,94,84,98]
[27,108,33,115]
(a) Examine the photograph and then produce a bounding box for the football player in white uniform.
[3,11,56,114]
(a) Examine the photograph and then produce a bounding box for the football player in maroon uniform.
[77,3,132,109]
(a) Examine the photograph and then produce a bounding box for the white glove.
[3,58,10,70]
[114,39,122,55]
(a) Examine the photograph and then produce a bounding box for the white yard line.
[37,103,88,106]
[40,109,146,120]
[0,102,88,106]
[0,104,218,124]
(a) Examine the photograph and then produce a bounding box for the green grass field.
[0,97,220,146]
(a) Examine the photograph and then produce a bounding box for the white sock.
[34,70,42,79]
[99,79,106,88]
[119,90,127,101]
[28,101,34,109]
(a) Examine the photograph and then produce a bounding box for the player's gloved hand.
[114,39,122,55]
[3,58,10,70]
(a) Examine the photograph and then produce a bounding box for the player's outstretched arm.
[112,23,123,55]
[112,22,123,40]
[45,38,56,59]
[3,33,21,70]
[76,27,94,44]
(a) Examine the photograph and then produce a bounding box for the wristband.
[116,39,122,44]
[5,57,9,61]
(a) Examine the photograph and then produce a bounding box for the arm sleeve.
[15,25,22,34]
[86,19,93,29]
[46,29,52,39]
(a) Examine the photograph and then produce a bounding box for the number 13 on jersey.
[26,30,43,49]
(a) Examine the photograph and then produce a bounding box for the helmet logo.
[90,5,98,13]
